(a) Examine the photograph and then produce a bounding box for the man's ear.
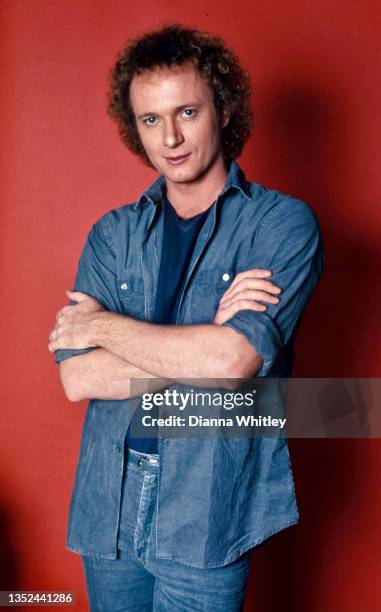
[221,110,230,128]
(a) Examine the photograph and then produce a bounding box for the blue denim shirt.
[55,161,324,568]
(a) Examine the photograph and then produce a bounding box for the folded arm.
[59,348,167,402]
[51,268,278,401]
[52,300,263,399]
[51,197,323,402]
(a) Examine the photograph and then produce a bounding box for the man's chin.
[161,168,199,184]
[161,164,210,186]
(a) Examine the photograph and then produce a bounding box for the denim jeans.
[82,448,252,611]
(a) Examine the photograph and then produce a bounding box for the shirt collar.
[133,159,252,211]
[219,159,253,201]
[133,174,166,210]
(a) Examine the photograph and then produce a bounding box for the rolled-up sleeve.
[222,198,324,376]
[55,216,119,364]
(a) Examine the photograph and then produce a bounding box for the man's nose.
[163,119,184,148]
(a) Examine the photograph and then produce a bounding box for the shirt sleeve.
[222,198,324,376]
[54,216,119,364]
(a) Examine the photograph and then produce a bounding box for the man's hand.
[214,268,281,325]
[48,290,105,353]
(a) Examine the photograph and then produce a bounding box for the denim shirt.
[55,161,324,568]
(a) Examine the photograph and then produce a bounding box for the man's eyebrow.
[137,103,202,119]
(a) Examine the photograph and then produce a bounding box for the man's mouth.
[164,153,191,166]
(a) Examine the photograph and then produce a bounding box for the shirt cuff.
[54,347,96,364]
[222,311,281,377]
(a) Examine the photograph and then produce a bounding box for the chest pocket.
[189,268,234,323]
[117,275,146,320]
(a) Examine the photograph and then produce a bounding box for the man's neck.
[164,156,228,219]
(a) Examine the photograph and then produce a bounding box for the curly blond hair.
[107,24,253,165]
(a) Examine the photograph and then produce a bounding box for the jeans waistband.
[127,448,160,472]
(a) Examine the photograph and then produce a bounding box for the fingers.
[61,291,103,313]
[48,337,64,353]
[233,269,272,280]
[48,325,60,352]
[56,305,72,320]
[220,279,281,306]
[223,299,268,313]
[49,327,58,342]
[49,291,101,355]
[221,289,280,307]
[229,269,273,289]
[66,289,91,303]
[214,299,269,325]
[222,269,281,302]
[214,268,283,326]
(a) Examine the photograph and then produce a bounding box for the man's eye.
[182,108,196,118]
[144,116,157,126]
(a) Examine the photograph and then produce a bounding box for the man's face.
[129,62,228,186]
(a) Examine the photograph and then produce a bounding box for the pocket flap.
[117,276,144,299]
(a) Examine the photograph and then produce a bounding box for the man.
[49,24,323,611]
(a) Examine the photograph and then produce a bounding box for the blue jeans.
[82,448,252,611]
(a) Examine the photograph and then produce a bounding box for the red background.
[1,1,381,610]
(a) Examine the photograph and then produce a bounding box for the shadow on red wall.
[0,506,21,590]
[242,78,381,612]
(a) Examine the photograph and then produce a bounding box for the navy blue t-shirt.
[126,196,210,453]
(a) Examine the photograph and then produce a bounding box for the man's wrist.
[90,311,126,348]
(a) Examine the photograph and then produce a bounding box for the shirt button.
[222,273,230,281]
[116,445,121,453]
[120,283,128,291]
